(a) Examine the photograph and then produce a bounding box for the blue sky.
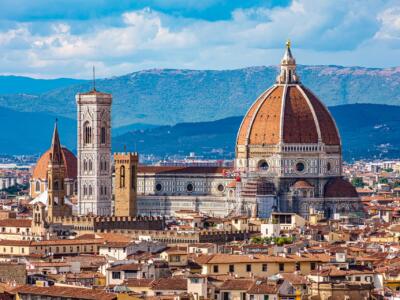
[0,0,399,78]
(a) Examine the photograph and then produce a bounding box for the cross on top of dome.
[276,40,300,84]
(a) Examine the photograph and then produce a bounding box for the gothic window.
[53,180,59,190]
[88,160,93,171]
[83,185,87,196]
[101,126,106,144]
[84,160,87,171]
[104,186,107,194]
[83,121,92,144]
[35,181,40,192]
[89,185,92,196]
[100,186,103,195]
[120,166,126,188]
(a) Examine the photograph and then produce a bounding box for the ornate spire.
[276,40,300,84]
[49,119,63,164]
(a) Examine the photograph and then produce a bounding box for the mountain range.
[1,65,400,127]
[1,103,399,161]
[1,65,400,160]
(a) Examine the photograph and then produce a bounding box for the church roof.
[292,180,313,189]
[32,147,77,180]
[138,166,229,174]
[324,177,358,198]
[236,43,340,148]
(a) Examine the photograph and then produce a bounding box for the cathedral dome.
[236,43,340,149]
[32,147,77,180]
[324,177,358,198]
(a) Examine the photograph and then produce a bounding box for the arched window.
[88,160,92,171]
[84,160,87,171]
[120,166,125,188]
[88,185,92,196]
[35,181,40,192]
[53,180,59,190]
[83,185,87,196]
[83,121,92,144]
[101,126,106,144]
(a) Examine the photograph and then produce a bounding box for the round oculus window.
[217,184,224,192]
[259,161,269,171]
[155,183,162,192]
[186,183,194,192]
[296,162,305,172]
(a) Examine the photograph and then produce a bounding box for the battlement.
[113,152,139,161]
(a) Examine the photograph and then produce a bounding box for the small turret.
[276,40,300,84]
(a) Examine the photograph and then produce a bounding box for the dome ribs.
[302,87,340,146]
[248,86,283,145]
[282,86,318,144]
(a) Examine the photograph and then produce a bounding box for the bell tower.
[76,87,112,216]
[114,152,138,217]
[47,121,72,221]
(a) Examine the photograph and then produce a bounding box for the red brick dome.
[237,84,340,147]
[236,45,340,148]
[32,147,77,180]
[324,177,358,198]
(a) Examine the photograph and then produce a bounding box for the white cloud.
[0,0,398,78]
[375,6,400,43]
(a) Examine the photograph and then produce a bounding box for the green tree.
[379,178,389,184]
[351,177,365,188]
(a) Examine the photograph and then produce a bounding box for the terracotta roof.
[0,240,31,246]
[0,219,31,227]
[279,273,309,285]
[197,253,325,264]
[107,263,142,272]
[32,147,77,180]
[237,84,340,147]
[138,166,228,175]
[292,180,313,189]
[125,278,154,287]
[324,177,358,198]
[32,239,102,246]
[10,285,116,300]
[247,280,279,294]
[78,89,111,96]
[151,278,187,291]
[220,279,254,291]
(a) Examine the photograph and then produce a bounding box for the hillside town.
[0,44,399,300]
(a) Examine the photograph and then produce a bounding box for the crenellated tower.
[114,152,139,217]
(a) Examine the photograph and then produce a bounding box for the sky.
[0,0,399,78]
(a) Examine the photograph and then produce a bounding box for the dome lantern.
[276,40,300,84]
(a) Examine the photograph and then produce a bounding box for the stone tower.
[114,152,138,217]
[76,89,112,216]
[47,121,72,221]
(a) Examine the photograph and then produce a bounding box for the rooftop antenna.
[92,65,96,91]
